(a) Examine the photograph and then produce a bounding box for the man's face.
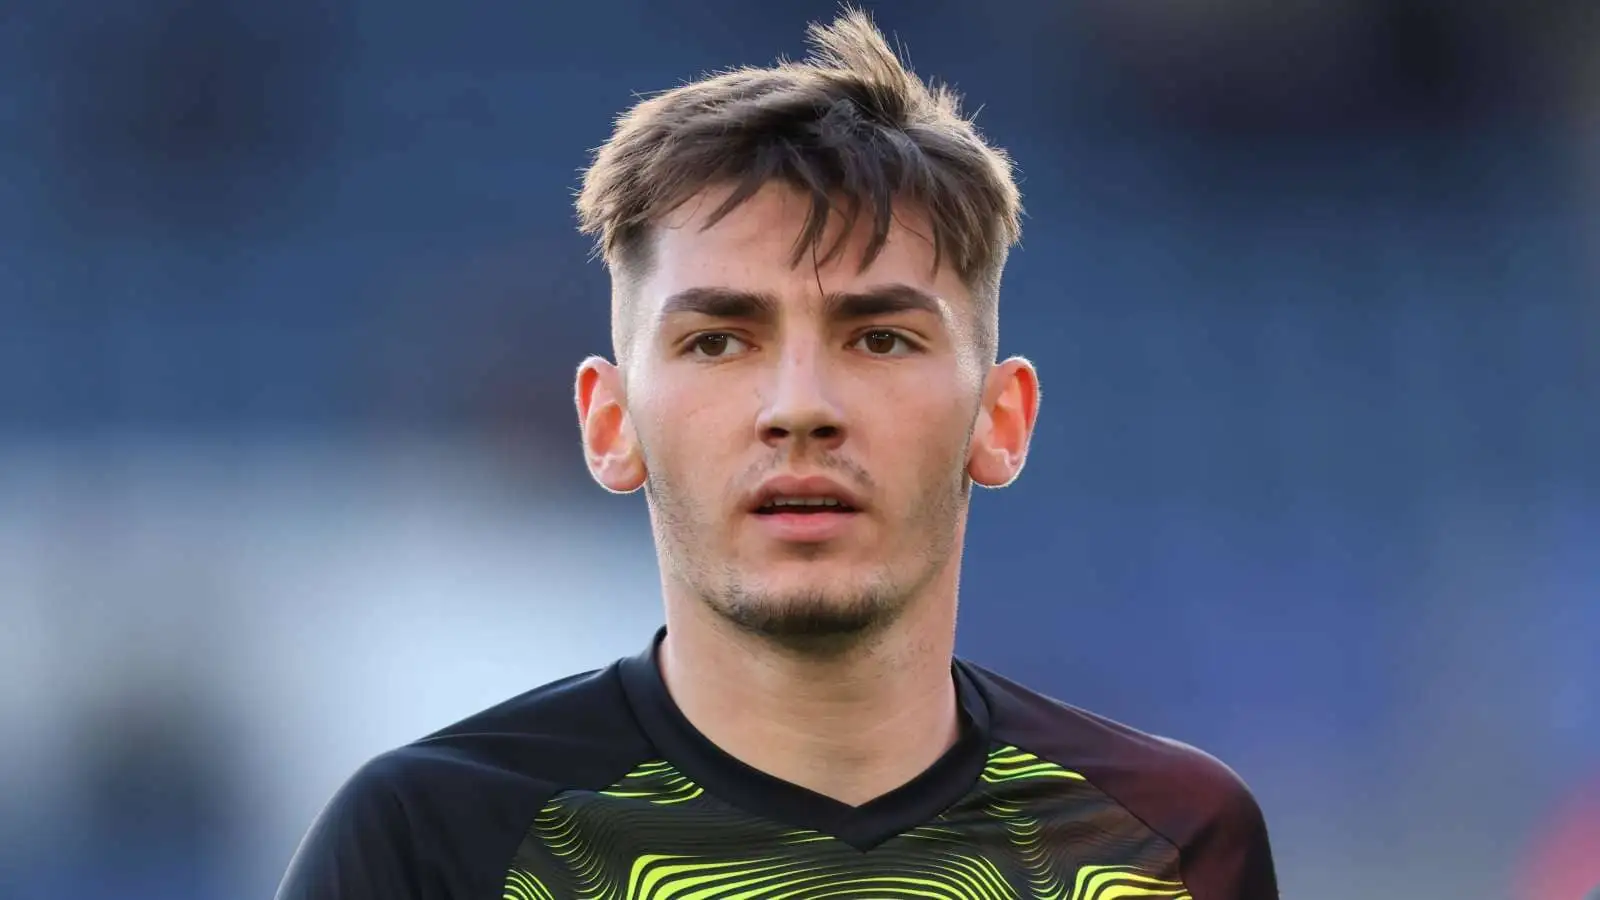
[583,183,1028,644]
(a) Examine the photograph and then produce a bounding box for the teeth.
[763,496,843,508]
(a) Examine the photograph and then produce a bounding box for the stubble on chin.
[708,579,902,653]
[644,451,965,657]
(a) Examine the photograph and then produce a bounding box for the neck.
[658,586,961,807]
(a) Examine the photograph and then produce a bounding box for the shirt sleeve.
[274,760,424,900]
[1178,781,1279,900]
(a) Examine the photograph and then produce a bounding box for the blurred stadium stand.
[1,1,1596,898]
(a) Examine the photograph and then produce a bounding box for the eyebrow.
[659,287,780,323]
[657,284,949,326]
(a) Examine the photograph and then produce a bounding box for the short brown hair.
[575,7,1022,359]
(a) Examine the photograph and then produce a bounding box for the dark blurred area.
[1,2,1596,898]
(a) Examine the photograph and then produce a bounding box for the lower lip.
[751,509,859,542]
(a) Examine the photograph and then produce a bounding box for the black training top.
[277,629,1279,900]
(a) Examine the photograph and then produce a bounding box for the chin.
[710,579,902,644]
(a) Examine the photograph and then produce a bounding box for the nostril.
[812,425,840,440]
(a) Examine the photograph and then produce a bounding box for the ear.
[575,356,647,494]
[968,356,1041,489]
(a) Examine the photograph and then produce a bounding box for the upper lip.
[749,474,866,512]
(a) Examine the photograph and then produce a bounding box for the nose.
[755,342,847,452]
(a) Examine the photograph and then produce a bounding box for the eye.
[853,330,916,356]
[687,333,751,359]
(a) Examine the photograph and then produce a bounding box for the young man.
[277,10,1279,899]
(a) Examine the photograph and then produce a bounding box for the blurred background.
[2,1,1597,897]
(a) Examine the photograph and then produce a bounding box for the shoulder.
[965,658,1259,815]
[352,662,652,812]
[410,662,651,782]
[277,664,652,899]
[962,659,1279,897]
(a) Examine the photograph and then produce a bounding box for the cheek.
[873,399,977,488]
[871,376,976,443]
[639,381,754,475]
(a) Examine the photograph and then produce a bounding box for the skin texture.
[576,183,1040,805]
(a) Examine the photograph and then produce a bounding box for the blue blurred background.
[2,1,1597,898]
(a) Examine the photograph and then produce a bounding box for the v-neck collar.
[617,627,992,851]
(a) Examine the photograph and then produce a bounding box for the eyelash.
[684,333,750,359]
[851,330,920,356]
[681,330,923,359]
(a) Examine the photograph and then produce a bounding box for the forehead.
[637,183,971,313]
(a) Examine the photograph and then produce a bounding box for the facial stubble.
[641,427,974,654]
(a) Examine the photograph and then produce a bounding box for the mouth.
[753,496,859,515]
[746,477,865,543]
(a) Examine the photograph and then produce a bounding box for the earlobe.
[968,356,1041,489]
[575,356,647,494]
